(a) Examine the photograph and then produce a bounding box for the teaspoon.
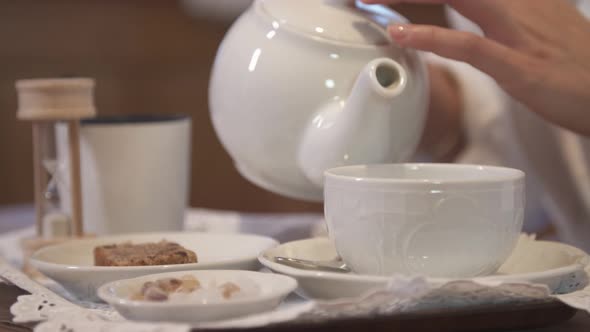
[274,256,351,273]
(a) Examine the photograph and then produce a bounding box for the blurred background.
[0,0,446,218]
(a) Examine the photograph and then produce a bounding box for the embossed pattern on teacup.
[402,194,499,278]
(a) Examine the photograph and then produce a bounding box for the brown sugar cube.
[220,282,241,299]
[94,241,197,267]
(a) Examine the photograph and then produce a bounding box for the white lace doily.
[3,255,590,332]
[1,218,589,332]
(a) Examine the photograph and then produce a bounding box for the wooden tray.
[0,284,580,332]
[222,301,577,332]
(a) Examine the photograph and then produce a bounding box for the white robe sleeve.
[423,53,552,234]
[424,53,512,166]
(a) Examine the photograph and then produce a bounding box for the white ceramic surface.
[55,115,192,235]
[259,237,590,300]
[324,164,525,278]
[30,232,279,301]
[210,0,429,201]
[98,270,297,323]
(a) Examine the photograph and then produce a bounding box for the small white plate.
[259,236,590,300]
[31,232,278,301]
[98,270,297,323]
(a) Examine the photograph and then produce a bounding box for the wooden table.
[0,284,34,332]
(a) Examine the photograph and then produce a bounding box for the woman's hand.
[363,0,590,136]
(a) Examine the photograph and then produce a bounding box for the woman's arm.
[418,63,465,162]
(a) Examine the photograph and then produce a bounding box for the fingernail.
[389,25,409,42]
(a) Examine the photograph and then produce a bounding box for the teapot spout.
[298,58,409,187]
[357,57,407,101]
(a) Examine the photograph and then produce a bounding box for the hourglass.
[16,78,96,238]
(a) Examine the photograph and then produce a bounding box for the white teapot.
[210,0,429,201]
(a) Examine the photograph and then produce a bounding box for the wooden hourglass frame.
[16,78,96,239]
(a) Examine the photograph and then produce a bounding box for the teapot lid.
[256,0,407,46]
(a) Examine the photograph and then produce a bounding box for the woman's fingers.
[361,0,511,38]
[389,24,532,88]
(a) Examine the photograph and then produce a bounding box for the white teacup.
[324,164,525,278]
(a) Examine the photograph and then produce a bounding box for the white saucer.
[98,270,297,323]
[259,236,589,300]
[31,232,278,301]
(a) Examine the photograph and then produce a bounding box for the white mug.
[55,115,192,235]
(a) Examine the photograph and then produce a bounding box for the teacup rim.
[324,163,525,186]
